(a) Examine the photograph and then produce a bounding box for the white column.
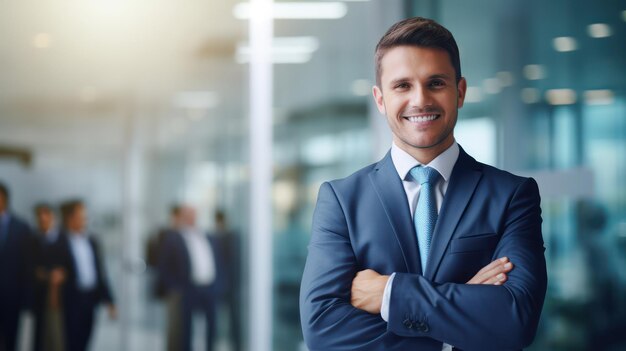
[248,1,273,351]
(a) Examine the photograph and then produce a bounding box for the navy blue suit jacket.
[300,146,547,351]
[0,214,34,307]
[56,232,114,306]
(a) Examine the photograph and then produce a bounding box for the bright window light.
[587,23,611,38]
[545,89,577,105]
[553,37,577,52]
[464,86,483,103]
[584,89,614,105]
[236,36,319,64]
[483,78,501,94]
[234,2,348,20]
[523,64,546,80]
[351,79,372,96]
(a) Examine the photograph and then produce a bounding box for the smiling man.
[300,17,547,351]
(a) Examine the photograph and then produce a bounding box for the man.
[158,205,223,351]
[300,17,547,351]
[212,210,242,351]
[57,200,117,351]
[0,181,34,351]
[146,205,183,299]
[32,203,66,351]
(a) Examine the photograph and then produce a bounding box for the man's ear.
[456,77,467,109]
[372,85,386,115]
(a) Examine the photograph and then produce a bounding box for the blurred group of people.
[145,205,241,351]
[0,181,115,351]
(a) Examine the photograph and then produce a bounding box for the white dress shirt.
[68,232,98,291]
[181,228,216,286]
[380,141,460,351]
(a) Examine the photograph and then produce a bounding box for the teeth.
[405,114,438,122]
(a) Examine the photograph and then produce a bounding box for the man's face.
[373,46,466,155]
[69,205,87,232]
[37,210,54,232]
[0,193,6,213]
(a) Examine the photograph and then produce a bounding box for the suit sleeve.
[387,178,547,351]
[93,239,114,304]
[300,182,390,351]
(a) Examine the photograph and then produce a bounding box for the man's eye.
[395,83,410,89]
[430,80,445,87]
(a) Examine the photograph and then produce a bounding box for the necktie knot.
[410,166,440,185]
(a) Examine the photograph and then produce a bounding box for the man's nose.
[410,86,432,108]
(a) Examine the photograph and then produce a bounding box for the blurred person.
[145,205,183,300]
[300,17,547,350]
[0,181,34,351]
[57,200,116,351]
[32,203,66,351]
[211,210,242,351]
[158,205,224,351]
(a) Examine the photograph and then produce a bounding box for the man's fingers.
[467,257,513,284]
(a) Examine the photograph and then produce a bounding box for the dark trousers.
[0,302,20,351]
[65,290,97,351]
[181,285,216,351]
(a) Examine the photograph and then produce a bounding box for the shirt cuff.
[380,272,396,322]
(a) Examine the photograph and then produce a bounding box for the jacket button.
[418,322,429,333]
[403,319,414,329]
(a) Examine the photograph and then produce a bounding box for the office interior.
[0,0,625,350]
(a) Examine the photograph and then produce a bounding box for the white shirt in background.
[181,228,216,286]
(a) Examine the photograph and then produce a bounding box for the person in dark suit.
[300,17,547,351]
[32,203,66,351]
[212,210,242,351]
[158,205,223,351]
[57,200,117,351]
[0,181,34,351]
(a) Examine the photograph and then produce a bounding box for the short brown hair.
[60,199,83,226]
[375,17,462,87]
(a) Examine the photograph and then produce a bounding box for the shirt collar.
[390,140,460,182]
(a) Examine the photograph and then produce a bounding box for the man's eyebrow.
[429,73,452,80]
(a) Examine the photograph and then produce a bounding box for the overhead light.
[523,64,546,80]
[496,71,514,87]
[174,91,219,110]
[351,79,371,96]
[521,88,540,104]
[587,23,611,38]
[464,86,483,103]
[553,37,577,52]
[545,89,577,105]
[33,33,51,49]
[234,2,348,20]
[483,78,501,94]
[584,89,614,105]
[236,36,319,64]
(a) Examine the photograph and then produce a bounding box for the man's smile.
[402,114,441,123]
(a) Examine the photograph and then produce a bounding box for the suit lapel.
[369,152,422,274]
[424,147,483,280]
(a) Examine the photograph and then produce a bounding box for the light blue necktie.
[410,166,440,273]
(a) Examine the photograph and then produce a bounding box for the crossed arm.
[300,179,547,351]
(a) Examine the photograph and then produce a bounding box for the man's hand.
[107,304,118,320]
[351,269,389,314]
[350,257,513,315]
[466,257,514,285]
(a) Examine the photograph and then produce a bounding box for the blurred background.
[0,0,625,350]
